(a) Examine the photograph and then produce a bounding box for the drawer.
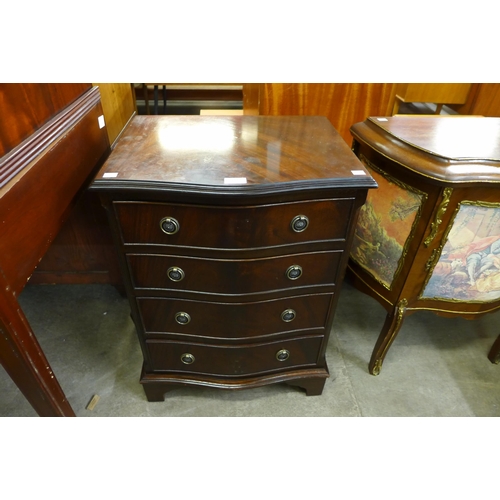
[137,293,333,340]
[146,336,324,376]
[127,250,341,295]
[113,198,354,250]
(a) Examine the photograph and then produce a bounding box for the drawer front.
[128,250,341,295]
[137,293,333,339]
[114,199,354,249]
[146,336,324,376]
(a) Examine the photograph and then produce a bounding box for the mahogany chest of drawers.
[91,115,376,401]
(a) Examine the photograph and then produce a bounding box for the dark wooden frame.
[0,86,110,416]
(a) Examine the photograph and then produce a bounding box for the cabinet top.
[92,116,376,195]
[351,116,500,185]
[370,116,500,160]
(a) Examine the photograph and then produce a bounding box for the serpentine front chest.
[91,115,375,401]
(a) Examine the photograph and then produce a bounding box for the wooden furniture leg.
[0,278,75,417]
[369,298,408,376]
[285,377,327,396]
[488,335,500,364]
[142,383,169,402]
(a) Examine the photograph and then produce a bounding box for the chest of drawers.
[91,115,376,401]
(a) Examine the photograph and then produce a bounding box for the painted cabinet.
[348,116,500,374]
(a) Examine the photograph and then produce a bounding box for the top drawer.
[113,198,354,250]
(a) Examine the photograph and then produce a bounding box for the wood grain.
[352,116,500,185]
[394,83,472,104]
[0,83,90,158]
[92,115,375,191]
[146,335,324,376]
[137,293,332,341]
[93,83,136,146]
[0,88,110,293]
[452,83,500,116]
[114,198,354,249]
[31,84,137,286]
[0,85,110,416]
[245,83,397,145]
[127,250,341,297]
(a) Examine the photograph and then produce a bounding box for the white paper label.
[103,172,118,178]
[224,177,247,184]
[376,118,388,122]
[351,170,367,176]
[98,115,106,128]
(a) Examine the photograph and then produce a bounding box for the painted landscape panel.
[350,162,424,288]
[422,203,500,302]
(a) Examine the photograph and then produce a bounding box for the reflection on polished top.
[351,116,500,184]
[93,115,376,191]
[370,116,500,161]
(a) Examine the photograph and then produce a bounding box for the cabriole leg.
[369,298,408,376]
[488,334,500,364]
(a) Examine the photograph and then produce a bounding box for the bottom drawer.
[146,336,324,377]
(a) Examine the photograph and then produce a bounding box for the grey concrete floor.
[2,279,499,417]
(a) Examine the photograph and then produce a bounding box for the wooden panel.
[146,335,324,375]
[250,83,397,145]
[0,85,110,417]
[31,83,137,286]
[242,83,260,116]
[114,198,354,249]
[395,83,472,104]
[137,293,332,340]
[93,83,136,146]
[127,250,341,296]
[452,83,500,116]
[0,87,110,293]
[474,84,500,115]
[0,83,90,157]
[30,191,121,287]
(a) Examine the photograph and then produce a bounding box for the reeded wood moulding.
[0,86,102,189]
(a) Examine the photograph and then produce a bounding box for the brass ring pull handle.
[281,309,296,322]
[160,217,180,235]
[286,265,302,280]
[180,353,195,364]
[167,266,185,282]
[175,312,191,325]
[291,215,309,233]
[276,349,290,362]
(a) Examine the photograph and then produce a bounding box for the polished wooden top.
[370,116,500,160]
[92,116,376,195]
[351,116,500,185]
